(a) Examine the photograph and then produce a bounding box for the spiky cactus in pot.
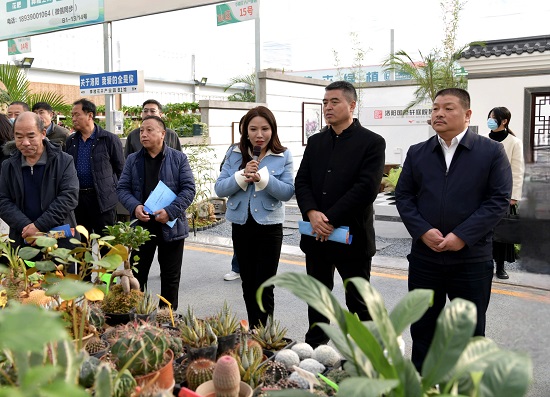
[110,321,169,377]
[251,315,288,351]
[232,328,265,388]
[186,358,215,391]
[208,300,239,337]
[179,308,217,348]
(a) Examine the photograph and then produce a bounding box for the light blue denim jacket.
[215,147,294,225]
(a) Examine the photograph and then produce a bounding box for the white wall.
[467,74,550,141]
[359,84,434,165]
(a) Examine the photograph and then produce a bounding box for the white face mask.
[8,118,15,125]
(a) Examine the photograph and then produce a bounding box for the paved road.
[143,235,550,397]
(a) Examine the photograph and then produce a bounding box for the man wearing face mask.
[7,101,29,124]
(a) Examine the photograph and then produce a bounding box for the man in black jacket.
[295,81,386,347]
[65,98,124,238]
[32,102,70,149]
[396,88,512,371]
[0,112,79,248]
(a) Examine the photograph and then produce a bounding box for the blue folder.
[298,221,353,245]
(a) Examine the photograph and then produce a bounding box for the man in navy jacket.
[117,115,195,309]
[396,88,512,371]
[65,98,124,238]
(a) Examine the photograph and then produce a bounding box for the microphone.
[252,145,261,161]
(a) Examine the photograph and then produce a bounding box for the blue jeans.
[408,255,494,372]
[231,253,240,273]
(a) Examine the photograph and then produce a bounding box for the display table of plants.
[0,222,534,396]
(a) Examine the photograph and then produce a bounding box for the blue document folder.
[298,221,353,245]
[144,180,177,228]
[49,224,74,239]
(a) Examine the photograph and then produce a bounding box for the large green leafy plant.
[0,63,66,112]
[257,273,532,396]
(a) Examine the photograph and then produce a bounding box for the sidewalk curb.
[187,234,550,292]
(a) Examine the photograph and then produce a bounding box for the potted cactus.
[207,301,240,357]
[109,321,175,391]
[251,315,292,353]
[131,287,159,322]
[231,328,265,389]
[179,307,218,361]
[195,355,253,397]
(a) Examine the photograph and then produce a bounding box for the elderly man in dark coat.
[0,112,79,248]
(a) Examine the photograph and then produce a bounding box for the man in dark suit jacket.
[124,99,181,157]
[396,88,512,371]
[295,81,386,347]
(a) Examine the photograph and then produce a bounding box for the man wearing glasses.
[124,99,182,157]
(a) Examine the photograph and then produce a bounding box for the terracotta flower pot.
[134,349,175,392]
[195,380,253,397]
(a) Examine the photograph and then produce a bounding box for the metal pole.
[254,3,261,103]
[192,54,196,103]
[390,29,395,81]
[103,22,115,132]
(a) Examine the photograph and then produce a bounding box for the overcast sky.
[2,0,549,85]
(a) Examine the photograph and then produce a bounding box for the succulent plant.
[85,336,109,355]
[186,358,215,391]
[299,358,325,374]
[260,360,288,385]
[134,288,158,315]
[213,355,241,397]
[110,322,169,377]
[231,331,265,388]
[173,359,188,384]
[156,307,176,325]
[289,371,310,389]
[292,342,314,360]
[274,349,300,371]
[251,315,288,351]
[88,302,106,330]
[178,307,218,348]
[208,301,239,337]
[312,345,340,367]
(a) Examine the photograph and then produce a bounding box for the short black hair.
[32,102,53,113]
[9,101,30,111]
[142,99,163,111]
[142,115,166,131]
[325,81,357,102]
[73,98,97,118]
[434,88,470,110]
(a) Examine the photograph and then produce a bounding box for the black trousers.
[408,255,494,372]
[74,189,116,237]
[304,249,372,347]
[130,223,185,310]
[232,217,282,329]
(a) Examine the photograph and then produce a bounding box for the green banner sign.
[216,0,258,26]
[8,37,31,55]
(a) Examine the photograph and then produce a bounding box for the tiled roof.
[461,35,550,59]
